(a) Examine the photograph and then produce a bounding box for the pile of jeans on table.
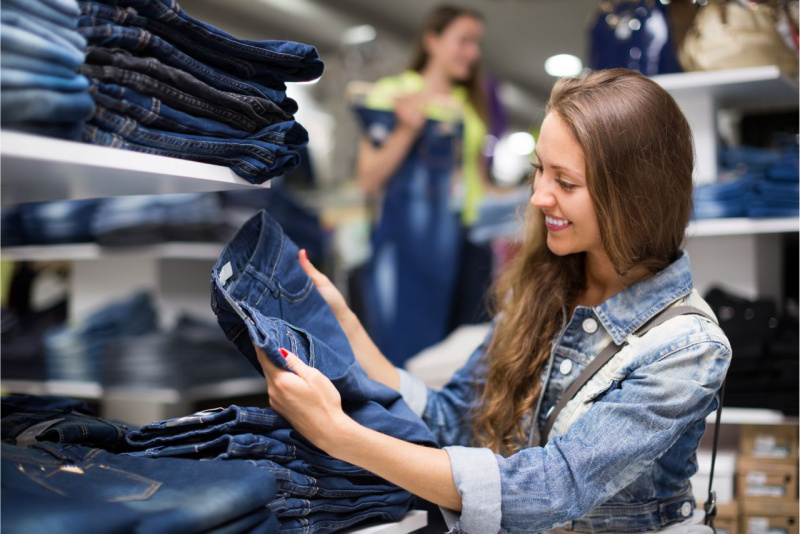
[75,0,323,183]
[693,142,800,220]
[1,395,281,533]
[0,0,96,139]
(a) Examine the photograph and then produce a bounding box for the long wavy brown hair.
[408,5,488,124]
[472,69,695,455]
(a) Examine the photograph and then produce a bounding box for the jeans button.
[582,318,598,334]
[559,359,573,375]
[680,502,692,517]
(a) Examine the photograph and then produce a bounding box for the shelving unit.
[1,242,223,262]
[688,218,799,238]
[652,66,799,185]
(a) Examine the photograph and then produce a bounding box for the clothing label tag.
[15,418,65,448]
[219,262,234,286]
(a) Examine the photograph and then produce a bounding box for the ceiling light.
[341,24,377,46]
[508,132,535,156]
[544,54,583,77]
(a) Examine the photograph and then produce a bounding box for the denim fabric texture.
[81,0,323,85]
[211,210,438,447]
[18,198,101,245]
[83,107,304,183]
[1,442,279,533]
[354,106,465,366]
[399,252,731,534]
[0,0,94,138]
[79,63,290,130]
[43,292,159,382]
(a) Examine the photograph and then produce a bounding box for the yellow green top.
[363,71,487,226]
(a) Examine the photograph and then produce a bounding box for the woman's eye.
[556,178,576,191]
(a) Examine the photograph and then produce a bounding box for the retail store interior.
[1,0,798,533]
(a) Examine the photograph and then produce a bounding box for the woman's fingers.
[298,249,330,286]
[279,348,315,382]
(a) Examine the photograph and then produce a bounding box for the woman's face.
[530,112,603,258]
[426,15,483,81]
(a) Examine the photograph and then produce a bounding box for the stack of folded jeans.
[0,0,96,139]
[76,0,323,184]
[102,315,260,389]
[1,395,281,533]
[43,291,159,382]
[209,210,439,530]
[124,405,416,533]
[693,143,800,220]
[17,198,102,244]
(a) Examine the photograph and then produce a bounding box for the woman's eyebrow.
[533,150,582,179]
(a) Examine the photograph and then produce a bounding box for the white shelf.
[1,242,223,261]
[0,379,103,399]
[341,510,427,534]
[706,408,798,426]
[0,377,265,402]
[1,131,267,206]
[688,217,799,237]
[651,66,799,110]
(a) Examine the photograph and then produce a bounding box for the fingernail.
[300,249,308,261]
[279,348,289,359]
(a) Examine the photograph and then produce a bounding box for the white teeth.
[546,216,570,227]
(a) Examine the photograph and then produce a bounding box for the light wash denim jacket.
[398,252,731,534]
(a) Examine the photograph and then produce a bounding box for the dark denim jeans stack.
[692,143,800,220]
[75,0,323,183]
[1,396,281,534]
[124,405,416,533]
[43,291,159,382]
[0,0,96,139]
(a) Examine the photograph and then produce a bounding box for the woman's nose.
[531,179,555,209]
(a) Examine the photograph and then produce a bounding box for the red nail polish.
[279,348,289,358]
[300,249,308,261]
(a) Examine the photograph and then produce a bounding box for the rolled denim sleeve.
[491,328,730,533]
[442,446,503,534]
[397,368,428,417]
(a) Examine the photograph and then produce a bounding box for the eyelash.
[530,163,576,191]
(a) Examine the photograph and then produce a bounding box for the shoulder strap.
[539,306,716,446]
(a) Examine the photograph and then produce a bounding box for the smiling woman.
[256,69,730,534]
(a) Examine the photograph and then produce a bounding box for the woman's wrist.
[319,412,362,459]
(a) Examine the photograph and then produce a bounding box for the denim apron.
[354,106,465,365]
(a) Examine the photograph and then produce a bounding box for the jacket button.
[582,318,598,334]
[680,502,692,517]
[559,359,573,375]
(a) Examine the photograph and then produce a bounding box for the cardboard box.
[740,425,799,462]
[741,500,799,534]
[715,515,739,534]
[737,458,798,502]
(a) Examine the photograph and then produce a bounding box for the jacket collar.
[590,252,694,345]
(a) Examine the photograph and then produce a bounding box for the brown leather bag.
[679,0,799,76]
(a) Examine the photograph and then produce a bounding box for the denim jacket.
[398,252,731,534]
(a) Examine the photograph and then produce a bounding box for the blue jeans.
[83,109,304,184]
[2,398,133,451]
[1,69,89,92]
[1,51,81,79]
[43,292,159,382]
[1,442,278,534]
[2,0,81,29]
[18,198,100,244]
[0,23,84,69]
[0,8,84,57]
[278,508,409,534]
[82,0,323,84]
[1,89,94,126]
[210,210,438,446]
[354,107,465,365]
[89,80,254,138]
[268,488,412,519]
[77,23,285,101]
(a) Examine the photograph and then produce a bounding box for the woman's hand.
[256,344,351,452]
[394,93,427,134]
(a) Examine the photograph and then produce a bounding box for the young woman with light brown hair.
[255,69,731,534]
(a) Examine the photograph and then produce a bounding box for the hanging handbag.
[541,305,727,532]
[679,0,799,76]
